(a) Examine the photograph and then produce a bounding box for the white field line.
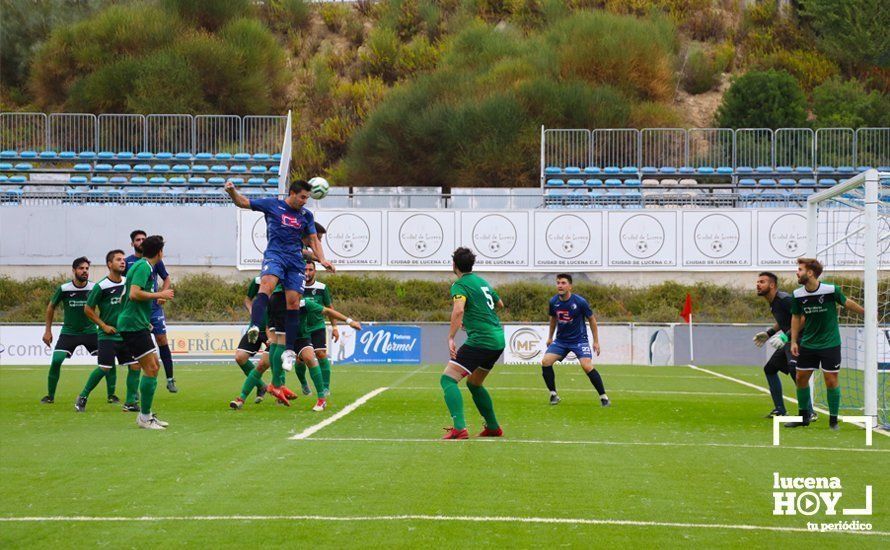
[392,386,762,398]
[289,364,430,440]
[289,387,389,440]
[0,514,884,536]
[301,436,888,454]
[688,364,890,438]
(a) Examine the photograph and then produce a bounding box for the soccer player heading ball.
[785,258,864,431]
[225,177,334,374]
[541,274,608,407]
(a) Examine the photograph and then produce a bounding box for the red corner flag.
[680,293,692,323]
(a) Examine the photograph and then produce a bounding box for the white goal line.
[0,513,885,536]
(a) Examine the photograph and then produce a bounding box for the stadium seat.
[210,165,228,173]
[818,178,837,186]
[776,166,793,174]
[0,175,7,182]
[625,179,642,187]
[113,164,131,172]
[130,176,148,184]
[838,166,856,173]
[678,167,696,175]
[659,167,677,175]
[192,165,209,173]
[188,177,206,185]
[78,151,96,160]
[0,151,15,159]
[110,176,128,184]
[9,175,27,184]
[39,151,57,159]
[564,167,582,175]
[233,153,251,161]
[14,163,32,171]
[604,167,621,175]
[544,166,561,175]
[546,179,564,187]
[585,179,603,187]
[795,166,813,174]
[172,164,190,173]
[133,164,151,172]
[152,164,170,173]
[69,176,88,184]
[20,151,37,159]
[641,167,657,174]
[267,177,279,186]
[621,166,639,174]
[696,167,715,175]
[605,178,622,187]
[116,152,135,160]
[738,178,756,187]
[136,152,154,160]
[208,177,226,185]
[567,178,584,187]
[94,163,112,172]
[175,152,193,161]
[249,165,266,173]
[253,153,270,161]
[799,178,816,186]
[0,163,12,171]
[736,167,753,175]
[271,153,281,162]
[214,153,232,161]
[90,176,109,184]
[582,166,601,175]
[97,151,115,160]
[73,163,91,172]
[816,165,835,173]
[756,166,773,174]
[155,152,173,160]
[856,166,871,172]
[716,166,733,175]
[149,177,166,185]
[59,151,77,160]
[195,152,213,161]
[229,178,244,185]
[778,178,796,187]
[758,179,777,187]
[247,177,265,186]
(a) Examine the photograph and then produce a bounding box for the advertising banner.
[532,211,604,268]
[329,325,422,364]
[387,211,456,268]
[607,211,678,267]
[681,211,753,267]
[459,211,530,267]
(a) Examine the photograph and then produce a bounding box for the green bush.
[812,78,890,128]
[752,49,839,92]
[682,45,719,95]
[799,0,890,72]
[715,69,807,129]
[262,0,311,33]
[162,0,250,31]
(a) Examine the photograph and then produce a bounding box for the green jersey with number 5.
[450,273,504,350]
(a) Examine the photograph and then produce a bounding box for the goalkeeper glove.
[767,331,788,350]
[753,331,769,347]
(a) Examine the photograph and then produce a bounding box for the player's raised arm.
[224,180,251,209]
[842,298,865,315]
[321,307,361,330]
[305,232,334,273]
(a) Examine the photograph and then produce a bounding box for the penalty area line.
[687,364,890,438]
[0,514,885,536]
[289,387,389,440]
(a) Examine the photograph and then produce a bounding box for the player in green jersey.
[231,276,272,405]
[441,247,505,440]
[77,250,137,412]
[41,257,99,404]
[117,236,175,430]
[230,298,361,411]
[301,260,336,396]
[785,258,864,430]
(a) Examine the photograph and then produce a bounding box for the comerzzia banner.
[329,325,422,364]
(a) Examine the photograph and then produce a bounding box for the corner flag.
[681,293,694,362]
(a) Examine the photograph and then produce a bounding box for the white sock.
[550,391,558,396]
[600,394,609,400]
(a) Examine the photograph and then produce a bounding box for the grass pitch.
[0,362,887,548]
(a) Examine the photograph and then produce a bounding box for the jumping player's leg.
[279,264,306,371]
[248,269,281,341]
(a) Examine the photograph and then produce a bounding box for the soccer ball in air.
[308,177,330,200]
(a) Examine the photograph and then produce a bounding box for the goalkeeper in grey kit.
[753,272,814,420]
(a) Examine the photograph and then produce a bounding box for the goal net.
[807,169,890,429]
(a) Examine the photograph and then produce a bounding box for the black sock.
[541,366,556,393]
[586,368,606,396]
[250,293,270,328]
[285,308,300,351]
[158,344,173,379]
[798,408,810,425]
[829,415,838,425]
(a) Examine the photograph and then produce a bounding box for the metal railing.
[0,112,287,154]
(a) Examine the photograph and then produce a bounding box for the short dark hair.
[314,221,326,236]
[306,259,316,267]
[452,247,475,273]
[797,257,824,278]
[289,179,311,195]
[556,273,573,284]
[106,249,125,265]
[758,272,778,285]
[141,235,165,258]
[72,256,90,270]
[130,229,146,242]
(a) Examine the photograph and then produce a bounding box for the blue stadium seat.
[605,178,622,187]
[799,178,816,186]
[110,176,128,184]
[0,151,16,159]
[172,164,190,173]
[622,166,639,174]
[229,178,244,185]
[78,151,96,160]
[152,164,170,173]
[267,177,279,186]
[90,176,109,184]
[208,177,226,185]
[9,175,27,184]
[59,151,77,160]
[816,165,835,173]
[659,167,677,175]
[567,178,584,187]
[14,163,32,171]
[74,163,91,172]
[193,152,212,161]
[149,177,166,185]
[125,187,145,197]
[758,179,777,187]
[818,178,837,186]
[756,166,773,174]
[838,166,856,173]
[641,167,658,175]
[856,166,871,172]
[136,152,154,160]
[253,153,270,161]
[564,167,582,175]
[583,166,601,175]
[215,153,232,161]
[188,177,206,184]
[736,167,753,175]
[716,166,733,175]
[247,177,266,186]
[113,164,131,172]
[192,165,209,173]
[0,175,7,182]
[0,163,12,171]
[604,167,621,175]
[168,176,186,185]
[70,176,88,184]
[210,165,228,173]
[546,179,564,187]
[625,179,642,187]
[678,166,696,175]
[776,166,793,174]
[696,167,715,175]
[879,166,890,172]
[155,152,173,160]
[795,166,813,174]
[116,152,135,160]
[249,165,267,174]
[271,153,281,162]
[39,151,58,159]
[234,153,251,162]
[544,166,561,175]
[585,179,603,187]
[97,151,115,160]
[130,176,148,185]
[175,152,193,161]
[778,178,796,187]
[134,164,151,172]
[20,151,37,159]
[94,164,112,172]
[738,178,757,187]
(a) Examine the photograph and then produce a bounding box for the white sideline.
[687,364,890,438]
[301,436,888,454]
[0,513,886,535]
[289,387,389,440]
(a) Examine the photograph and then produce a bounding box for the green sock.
[47,351,66,398]
[319,357,331,390]
[79,368,106,398]
[104,365,116,397]
[827,386,841,416]
[240,367,264,400]
[139,375,157,415]
[467,382,499,430]
[796,385,812,420]
[270,344,284,387]
[440,375,466,430]
[237,358,253,377]
[308,365,325,397]
[295,361,308,386]
[126,368,140,403]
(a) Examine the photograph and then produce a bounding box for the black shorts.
[54,333,98,357]
[311,328,327,351]
[120,330,157,361]
[451,344,503,374]
[98,339,137,368]
[237,330,269,356]
[267,292,287,332]
[796,345,842,372]
[765,345,797,376]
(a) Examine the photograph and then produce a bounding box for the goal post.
[806,168,889,428]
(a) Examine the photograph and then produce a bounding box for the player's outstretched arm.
[130,284,175,303]
[306,233,335,273]
[224,180,251,209]
[843,298,865,315]
[321,307,361,330]
[42,302,56,346]
[588,315,601,356]
[84,304,115,335]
